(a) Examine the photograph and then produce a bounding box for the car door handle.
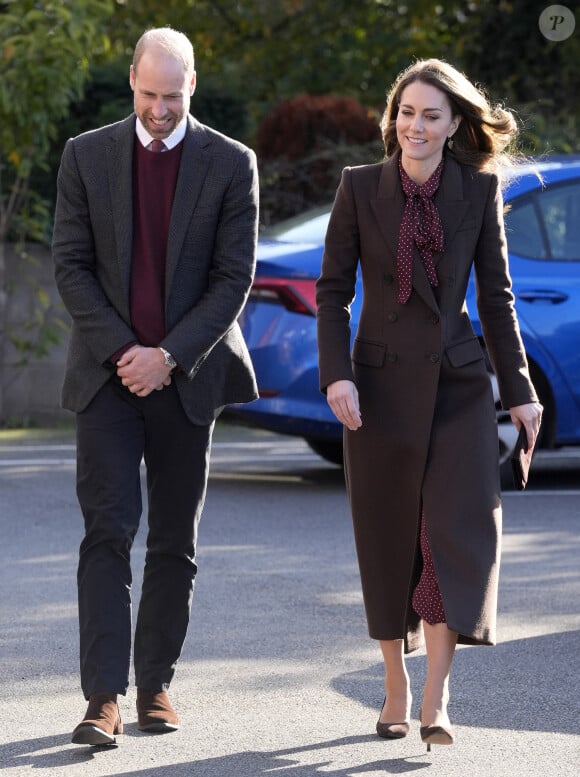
[517,290,569,304]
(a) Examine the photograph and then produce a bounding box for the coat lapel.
[370,154,404,260]
[107,115,136,301]
[165,117,212,299]
[435,155,470,256]
[370,153,471,314]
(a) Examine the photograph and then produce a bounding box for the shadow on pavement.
[3,630,577,774]
[333,628,580,736]
[0,732,431,776]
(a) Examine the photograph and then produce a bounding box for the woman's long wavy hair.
[380,58,519,174]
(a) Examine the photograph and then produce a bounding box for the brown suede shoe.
[71,692,123,745]
[136,688,179,732]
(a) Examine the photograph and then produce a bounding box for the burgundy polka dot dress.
[412,511,446,624]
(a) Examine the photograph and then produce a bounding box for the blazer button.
[429,353,440,364]
[384,273,394,285]
[430,314,440,324]
[387,312,398,323]
[387,352,398,363]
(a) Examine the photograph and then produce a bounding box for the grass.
[0,418,278,445]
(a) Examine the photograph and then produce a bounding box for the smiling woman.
[394,81,460,183]
[316,57,542,752]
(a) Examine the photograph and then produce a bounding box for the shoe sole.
[138,722,179,733]
[71,725,118,746]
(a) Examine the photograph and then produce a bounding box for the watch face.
[161,348,176,368]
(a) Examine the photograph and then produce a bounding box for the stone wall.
[1,244,71,425]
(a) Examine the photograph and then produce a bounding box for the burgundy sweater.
[129,140,183,347]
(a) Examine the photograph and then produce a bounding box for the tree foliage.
[0,0,113,420]
[452,0,580,154]
[0,0,113,241]
[100,0,580,155]
[106,0,459,115]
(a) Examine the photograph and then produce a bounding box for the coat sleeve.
[473,173,538,408]
[161,146,259,380]
[52,137,137,365]
[316,167,360,392]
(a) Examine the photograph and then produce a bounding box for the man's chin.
[148,121,174,138]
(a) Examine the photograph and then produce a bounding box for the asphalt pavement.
[0,422,579,777]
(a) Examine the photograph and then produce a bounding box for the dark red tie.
[150,139,166,153]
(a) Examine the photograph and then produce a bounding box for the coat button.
[387,352,398,363]
[429,353,440,363]
[387,312,398,323]
[384,273,394,285]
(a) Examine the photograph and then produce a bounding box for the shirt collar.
[135,115,188,150]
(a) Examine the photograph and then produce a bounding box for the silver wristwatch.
[159,347,177,370]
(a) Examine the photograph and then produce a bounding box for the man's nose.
[151,98,167,117]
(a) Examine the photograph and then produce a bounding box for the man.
[52,27,259,745]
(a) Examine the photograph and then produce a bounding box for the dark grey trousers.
[75,375,213,699]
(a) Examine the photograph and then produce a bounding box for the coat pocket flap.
[446,338,484,367]
[352,338,386,367]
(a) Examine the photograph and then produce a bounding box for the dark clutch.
[510,424,534,490]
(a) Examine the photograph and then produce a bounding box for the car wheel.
[305,437,344,466]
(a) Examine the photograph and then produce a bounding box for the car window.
[538,181,580,260]
[261,206,332,244]
[505,199,546,259]
[275,213,331,243]
[506,179,580,261]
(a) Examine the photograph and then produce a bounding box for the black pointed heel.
[376,697,410,739]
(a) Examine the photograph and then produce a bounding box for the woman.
[316,59,542,751]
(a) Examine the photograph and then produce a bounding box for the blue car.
[228,157,580,483]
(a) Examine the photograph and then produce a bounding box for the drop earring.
[447,136,454,150]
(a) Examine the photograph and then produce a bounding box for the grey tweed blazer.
[52,114,259,424]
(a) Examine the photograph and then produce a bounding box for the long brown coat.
[316,153,537,652]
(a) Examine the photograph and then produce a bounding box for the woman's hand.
[327,380,362,431]
[510,402,543,450]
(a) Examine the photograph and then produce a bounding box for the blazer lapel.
[107,115,136,301]
[370,154,404,260]
[435,155,470,254]
[165,117,212,299]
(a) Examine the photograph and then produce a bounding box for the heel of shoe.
[419,707,454,752]
[420,724,454,751]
